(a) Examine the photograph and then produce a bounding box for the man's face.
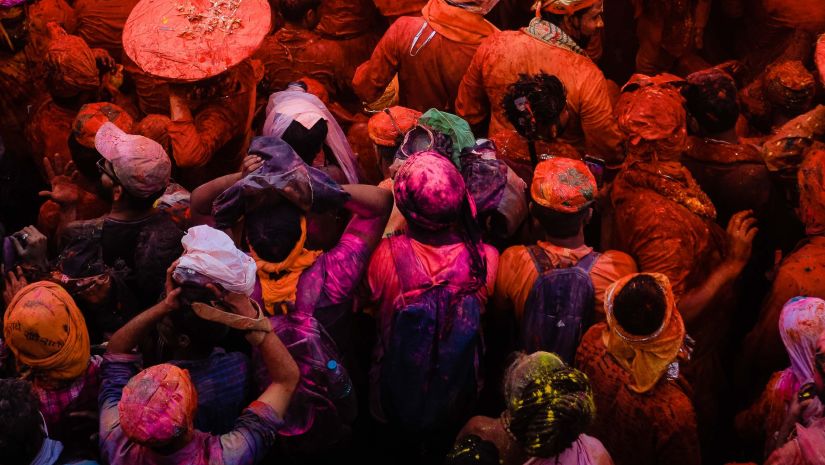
[573,1,604,39]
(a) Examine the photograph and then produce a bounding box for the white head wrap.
[175,225,257,296]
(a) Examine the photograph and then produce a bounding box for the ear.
[112,184,124,202]
[177,334,191,350]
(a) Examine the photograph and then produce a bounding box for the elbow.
[285,358,301,391]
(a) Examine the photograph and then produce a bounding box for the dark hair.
[502,73,567,140]
[68,135,102,182]
[532,203,590,238]
[613,274,667,336]
[167,305,230,349]
[682,78,740,134]
[122,187,164,211]
[278,0,322,23]
[0,379,44,465]
[508,366,595,458]
[246,202,303,263]
[281,119,328,164]
[445,434,501,465]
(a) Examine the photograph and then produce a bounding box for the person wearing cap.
[55,123,183,335]
[254,0,364,112]
[365,151,499,452]
[743,149,825,394]
[99,257,300,465]
[353,0,501,113]
[492,157,637,328]
[632,0,711,75]
[3,281,102,454]
[576,273,699,465]
[455,0,622,163]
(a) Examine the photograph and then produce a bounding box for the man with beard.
[455,0,622,162]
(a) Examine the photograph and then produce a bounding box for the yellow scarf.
[602,273,686,394]
[421,0,500,45]
[250,217,322,315]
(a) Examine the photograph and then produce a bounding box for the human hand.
[205,283,257,318]
[9,226,48,270]
[162,260,182,310]
[241,155,263,177]
[724,210,758,274]
[92,48,116,71]
[39,154,81,208]
[2,265,28,306]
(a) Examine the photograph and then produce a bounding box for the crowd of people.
[1,0,824,464]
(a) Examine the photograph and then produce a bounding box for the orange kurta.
[455,30,622,162]
[316,0,380,38]
[352,16,483,113]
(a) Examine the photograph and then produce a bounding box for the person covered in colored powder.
[457,351,613,465]
[455,0,622,163]
[576,273,699,465]
[353,0,501,113]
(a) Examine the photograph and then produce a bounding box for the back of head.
[502,73,567,140]
[616,82,687,161]
[281,118,328,164]
[165,307,231,351]
[0,379,43,465]
[119,364,198,446]
[246,202,304,263]
[393,151,467,231]
[530,157,596,238]
[537,0,596,26]
[763,61,815,117]
[683,68,739,135]
[503,352,595,458]
[278,0,321,23]
[611,274,667,337]
[71,102,136,181]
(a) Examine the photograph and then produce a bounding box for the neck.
[544,231,585,249]
[708,128,738,143]
[407,224,462,246]
[108,205,154,221]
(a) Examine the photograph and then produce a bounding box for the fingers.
[8,235,24,255]
[38,190,54,200]
[43,156,55,181]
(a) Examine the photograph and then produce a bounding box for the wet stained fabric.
[455,30,622,161]
[575,323,700,465]
[73,0,140,58]
[0,46,44,154]
[488,130,582,184]
[372,0,428,17]
[352,14,489,113]
[494,243,637,322]
[315,0,380,38]
[25,96,78,177]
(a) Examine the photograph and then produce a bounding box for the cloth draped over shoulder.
[4,282,91,382]
[603,273,685,394]
[262,90,359,183]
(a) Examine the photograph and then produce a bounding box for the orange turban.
[3,281,90,382]
[616,82,687,161]
[119,364,198,445]
[368,106,422,147]
[73,103,135,148]
[530,157,596,213]
[603,273,685,394]
[45,22,99,98]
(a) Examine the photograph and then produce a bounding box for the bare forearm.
[678,263,738,326]
[169,92,193,122]
[342,184,393,219]
[256,331,300,417]
[107,302,172,354]
[190,173,243,216]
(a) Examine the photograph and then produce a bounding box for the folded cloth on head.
[174,225,257,296]
[419,108,475,167]
[212,136,350,229]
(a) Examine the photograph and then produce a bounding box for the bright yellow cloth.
[603,273,685,394]
[4,281,90,382]
[250,216,321,315]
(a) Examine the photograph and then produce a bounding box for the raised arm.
[189,155,264,222]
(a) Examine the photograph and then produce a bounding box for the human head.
[157,307,231,360]
[536,0,604,46]
[173,225,258,297]
[778,297,825,389]
[797,149,825,236]
[246,202,304,263]
[4,281,91,383]
[394,151,468,231]
[94,122,171,211]
[683,68,740,135]
[502,73,568,141]
[502,351,595,458]
[278,0,321,29]
[0,379,44,465]
[70,102,135,181]
[445,434,501,465]
[118,364,198,447]
[617,83,688,161]
[281,118,328,164]
[368,106,421,175]
[763,61,816,118]
[0,4,28,53]
[604,273,685,393]
[44,22,99,100]
[530,157,596,238]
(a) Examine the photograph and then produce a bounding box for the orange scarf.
[422,0,499,45]
[602,273,686,394]
[250,217,322,315]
